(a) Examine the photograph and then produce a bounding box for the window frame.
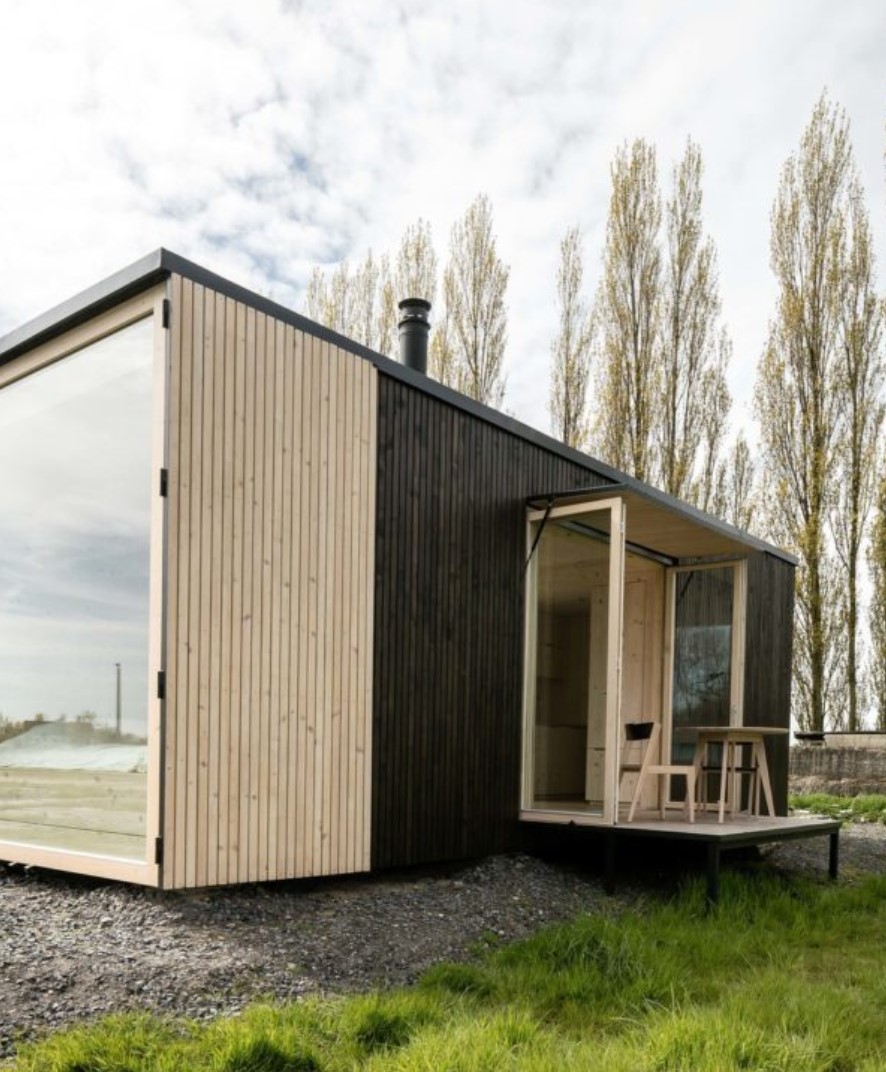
[0,285,167,886]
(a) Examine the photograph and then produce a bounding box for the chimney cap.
[398,297,431,375]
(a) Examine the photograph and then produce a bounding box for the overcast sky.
[1,0,884,443]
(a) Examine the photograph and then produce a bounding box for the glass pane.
[532,515,610,813]
[671,566,734,766]
[0,318,154,860]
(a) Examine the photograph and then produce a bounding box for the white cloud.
[0,0,884,445]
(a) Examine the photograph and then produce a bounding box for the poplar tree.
[868,471,886,729]
[440,194,509,406]
[591,139,733,502]
[754,93,855,732]
[428,308,458,388]
[712,433,757,532]
[304,253,387,350]
[659,141,730,504]
[303,220,439,361]
[395,219,437,307]
[592,139,661,481]
[831,180,884,730]
[549,225,592,448]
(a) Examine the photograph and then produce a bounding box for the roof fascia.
[0,250,167,365]
[0,249,795,567]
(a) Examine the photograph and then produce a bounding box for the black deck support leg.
[829,830,840,881]
[706,842,720,906]
[603,830,617,895]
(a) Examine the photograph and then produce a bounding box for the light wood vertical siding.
[163,276,376,889]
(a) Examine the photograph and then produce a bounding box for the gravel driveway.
[1,823,883,1061]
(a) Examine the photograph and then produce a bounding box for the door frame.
[520,497,625,825]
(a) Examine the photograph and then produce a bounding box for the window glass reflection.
[0,317,153,860]
[670,566,734,769]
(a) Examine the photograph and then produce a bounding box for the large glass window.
[670,565,735,772]
[0,317,154,860]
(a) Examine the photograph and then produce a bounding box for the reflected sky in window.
[0,318,153,735]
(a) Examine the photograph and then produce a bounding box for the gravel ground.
[1,823,883,1061]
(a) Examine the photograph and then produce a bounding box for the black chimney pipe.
[398,298,431,375]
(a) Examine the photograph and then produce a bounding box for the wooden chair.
[620,721,696,823]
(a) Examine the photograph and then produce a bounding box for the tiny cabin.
[0,250,795,888]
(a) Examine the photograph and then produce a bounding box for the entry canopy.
[526,483,797,566]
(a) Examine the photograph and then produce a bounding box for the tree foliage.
[440,194,509,406]
[304,220,438,361]
[304,250,393,353]
[549,225,592,448]
[830,179,884,730]
[868,470,886,729]
[395,218,437,307]
[590,139,732,502]
[659,142,731,506]
[592,139,662,482]
[304,205,511,409]
[754,92,871,732]
[711,433,757,532]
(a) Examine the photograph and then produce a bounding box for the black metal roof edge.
[0,248,796,567]
[0,250,167,365]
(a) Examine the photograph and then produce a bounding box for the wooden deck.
[521,808,841,903]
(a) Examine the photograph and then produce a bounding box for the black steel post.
[829,830,840,880]
[603,830,617,895]
[706,842,720,906]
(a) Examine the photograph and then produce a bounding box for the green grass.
[790,791,886,824]
[11,873,886,1071]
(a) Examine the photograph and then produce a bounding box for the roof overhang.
[527,484,797,566]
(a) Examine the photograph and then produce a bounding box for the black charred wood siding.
[372,376,609,869]
[743,552,795,815]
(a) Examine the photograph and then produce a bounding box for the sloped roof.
[0,249,795,565]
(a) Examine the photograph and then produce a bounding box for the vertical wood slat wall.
[743,552,795,815]
[163,275,376,889]
[372,376,610,870]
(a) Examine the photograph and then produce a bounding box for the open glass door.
[522,499,625,823]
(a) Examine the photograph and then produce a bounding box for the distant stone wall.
[824,732,886,750]
[790,745,886,796]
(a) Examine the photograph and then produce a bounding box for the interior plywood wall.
[162,276,376,888]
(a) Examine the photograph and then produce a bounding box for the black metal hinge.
[154,837,164,866]
[159,468,169,497]
[162,299,170,329]
[157,670,166,701]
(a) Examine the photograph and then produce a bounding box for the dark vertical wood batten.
[371,375,610,869]
[743,552,795,815]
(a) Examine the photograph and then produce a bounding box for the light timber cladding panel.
[163,276,376,888]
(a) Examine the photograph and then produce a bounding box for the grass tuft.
[790,791,886,823]
[345,994,436,1056]
[219,1035,320,1072]
[12,869,886,1072]
[420,962,497,998]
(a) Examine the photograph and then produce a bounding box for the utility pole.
[115,663,122,739]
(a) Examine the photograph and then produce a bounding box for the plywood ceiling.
[532,487,756,562]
